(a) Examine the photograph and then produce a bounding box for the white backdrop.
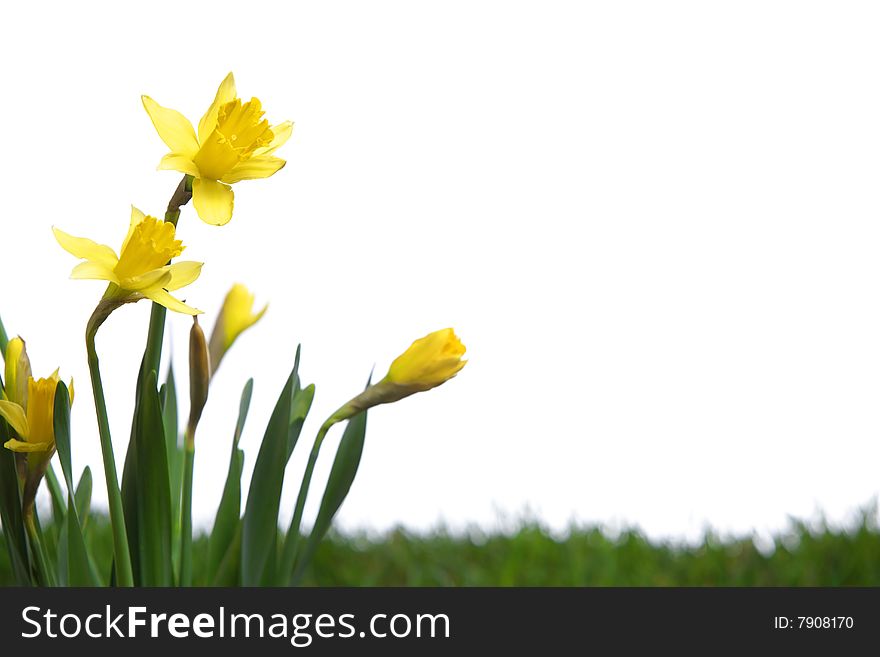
[3,1,880,542]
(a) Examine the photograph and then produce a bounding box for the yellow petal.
[220,156,286,184]
[0,400,29,439]
[253,121,294,156]
[4,337,31,408]
[198,72,237,144]
[53,227,119,268]
[158,153,201,177]
[142,288,202,315]
[165,261,203,291]
[192,178,234,226]
[71,261,119,283]
[121,268,172,292]
[4,438,50,453]
[142,95,199,157]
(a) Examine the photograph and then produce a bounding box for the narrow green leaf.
[0,419,31,584]
[133,370,173,586]
[241,350,299,586]
[212,523,242,587]
[44,465,66,527]
[207,378,252,582]
[120,361,146,584]
[160,365,183,581]
[287,383,315,461]
[53,382,96,586]
[75,466,93,530]
[292,408,369,584]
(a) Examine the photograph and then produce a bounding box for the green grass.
[3,509,879,586]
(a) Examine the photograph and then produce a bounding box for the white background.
[2,1,880,543]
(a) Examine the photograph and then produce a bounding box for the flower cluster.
[0,73,466,589]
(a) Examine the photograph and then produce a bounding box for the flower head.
[385,328,467,392]
[0,338,73,456]
[142,73,293,226]
[0,338,73,509]
[330,328,467,421]
[208,283,267,374]
[54,206,203,315]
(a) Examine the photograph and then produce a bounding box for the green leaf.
[0,420,30,584]
[212,523,242,586]
[75,466,93,529]
[241,349,300,586]
[121,362,145,584]
[44,465,66,528]
[287,383,315,461]
[160,365,183,580]
[53,382,96,586]
[133,370,174,586]
[207,378,253,583]
[292,407,369,584]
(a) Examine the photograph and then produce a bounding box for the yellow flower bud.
[3,337,31,407]
[208,283,267,375]
[331,328,467,421]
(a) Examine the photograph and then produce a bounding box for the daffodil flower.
[332,328,467,419]
[208,283,268,373]
[385,328,468,392]
[142,72,293,226]
[53,206,203,315]
[0,338,72,485]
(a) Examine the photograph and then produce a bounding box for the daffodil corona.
[208,283,268,373]
[142,73,293,226]
[54,207,203,315]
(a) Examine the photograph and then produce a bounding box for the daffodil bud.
[4,337,31,407]
[330,328,467,422]
[187,317,211,443]
[208,284,267,376]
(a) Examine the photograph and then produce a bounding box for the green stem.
[280,418,337,580]
[179,430,195,587]
[86,314,134,587]
[141,175,193,379]
[24,507,55,587]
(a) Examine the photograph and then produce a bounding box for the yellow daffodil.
[0,337,73,510]
[331,328,467,420]
[385,328,468,392]
[142,72,293,226]
[0,338,73,458]
[53,206,203,315]
[208,283,267,373]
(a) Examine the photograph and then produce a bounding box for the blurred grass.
[3,507,880,585]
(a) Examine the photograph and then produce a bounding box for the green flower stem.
[141,175,193,379]
[179,429,195,587]
[24,507,55,587]
[86,313,134,587]
[0,311,8,354]
[280,417,339,579]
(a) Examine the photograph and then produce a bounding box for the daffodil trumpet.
[143,72,293,227]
